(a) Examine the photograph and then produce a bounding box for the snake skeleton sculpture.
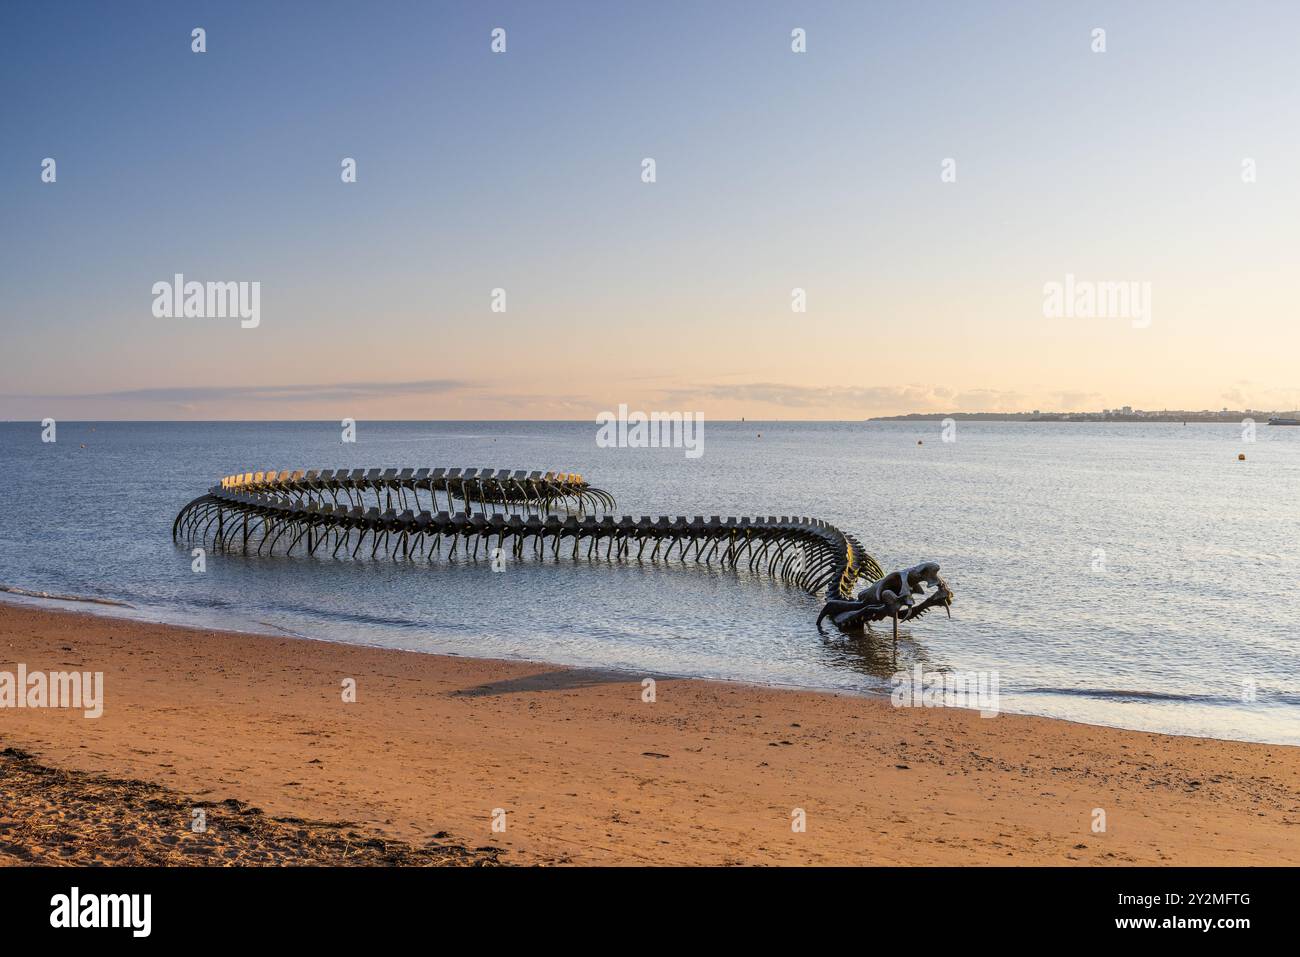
[172,467,953,635]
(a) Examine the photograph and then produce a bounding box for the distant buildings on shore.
[872,407,1295,423]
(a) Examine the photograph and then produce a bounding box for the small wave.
[256,621,311,638]
[1016,686,1300,707]
[260,602,426,630]
[0,584,133,608]
[181,596,237,610]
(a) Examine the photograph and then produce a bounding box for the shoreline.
[3,591,1292,749]
[2,603,1297,865]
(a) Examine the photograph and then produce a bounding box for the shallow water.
[1,420,1297,744]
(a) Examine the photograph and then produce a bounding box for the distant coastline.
[871,409,1295,423]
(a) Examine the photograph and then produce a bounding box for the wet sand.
[1,602,1297,865]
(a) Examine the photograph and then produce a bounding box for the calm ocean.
[2,420,1297,744]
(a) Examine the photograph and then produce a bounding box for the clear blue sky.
[3,1,1298,419]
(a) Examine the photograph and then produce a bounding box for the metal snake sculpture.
[172,467,953,635]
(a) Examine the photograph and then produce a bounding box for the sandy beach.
[0,601,1296,866]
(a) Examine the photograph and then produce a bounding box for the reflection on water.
[821,628,936,681]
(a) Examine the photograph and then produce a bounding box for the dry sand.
[1,602,1296,865]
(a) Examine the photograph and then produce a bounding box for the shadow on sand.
[451,667,636,698]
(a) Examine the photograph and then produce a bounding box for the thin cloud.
[1052,391,1103,410]
[4,379,474,404]
[654,382,1025,413]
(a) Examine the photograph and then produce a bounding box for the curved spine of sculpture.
[172,467,951,633]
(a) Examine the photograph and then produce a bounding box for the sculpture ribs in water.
[172,467,952,635]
